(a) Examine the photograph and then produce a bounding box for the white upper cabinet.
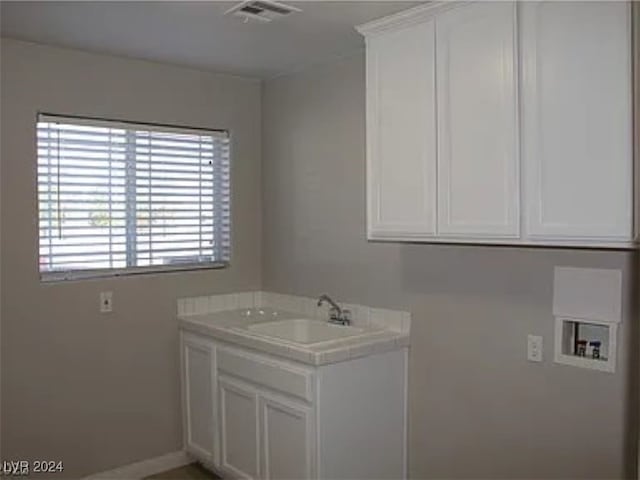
[363,18,437,239]
[520,1,633,244]
[358,1,634,248]
[436,2,519,237]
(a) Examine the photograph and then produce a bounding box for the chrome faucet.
[317,294,351,326]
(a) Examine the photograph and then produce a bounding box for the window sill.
[40,262,229,283]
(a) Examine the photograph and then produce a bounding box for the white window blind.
[37,113,231,281]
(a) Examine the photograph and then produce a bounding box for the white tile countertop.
[177,292,410,366]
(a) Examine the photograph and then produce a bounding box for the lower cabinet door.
[260,394,314,480]
[182,333,216,462]
[219,377,260,479]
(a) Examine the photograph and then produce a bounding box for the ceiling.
[0,1,422,78]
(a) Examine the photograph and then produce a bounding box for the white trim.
[42,261,229,283]
[633,0,640,242]
[402,347,409,480]
[82,450,191,480]
[367,231,637,250]
[356,2,470,37]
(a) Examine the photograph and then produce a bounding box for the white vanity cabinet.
[180,331,408,480]
[358,1,635,248]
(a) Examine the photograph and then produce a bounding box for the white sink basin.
[246,318,365,345]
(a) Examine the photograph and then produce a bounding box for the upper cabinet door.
[521,2,632,241]
[366,19,437,239]
[436,2,519,238]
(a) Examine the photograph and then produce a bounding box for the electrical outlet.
[527,334,543,362]
[100,291,113,313]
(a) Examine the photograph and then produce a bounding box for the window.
[37,113,231,281]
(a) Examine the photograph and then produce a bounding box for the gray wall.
[262,53,638,479]
[1,27,637,480]
[0,39,262,477]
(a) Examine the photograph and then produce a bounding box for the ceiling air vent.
[225,0,301,23]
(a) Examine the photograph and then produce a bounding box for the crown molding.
[356,1,472,37]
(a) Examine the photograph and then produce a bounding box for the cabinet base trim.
[367,234,637,250]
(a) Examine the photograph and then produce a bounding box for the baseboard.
[83,450,191,479]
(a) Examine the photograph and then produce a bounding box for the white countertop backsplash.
[177,291,410,365]
[177,291,411,333]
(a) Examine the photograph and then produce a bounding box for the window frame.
[37,112,232,282]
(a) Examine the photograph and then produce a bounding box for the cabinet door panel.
[260,395,314,480]
[436,2,519,237]
[367,19,437,238]
[219,377,260,479]
[521,1,632,240]
[182,334,216,462]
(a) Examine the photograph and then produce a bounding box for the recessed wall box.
[554,317,617,373]
[552,267,622,373]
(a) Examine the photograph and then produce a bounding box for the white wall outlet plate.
[100,291,113,313]
[527,334,543,362]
